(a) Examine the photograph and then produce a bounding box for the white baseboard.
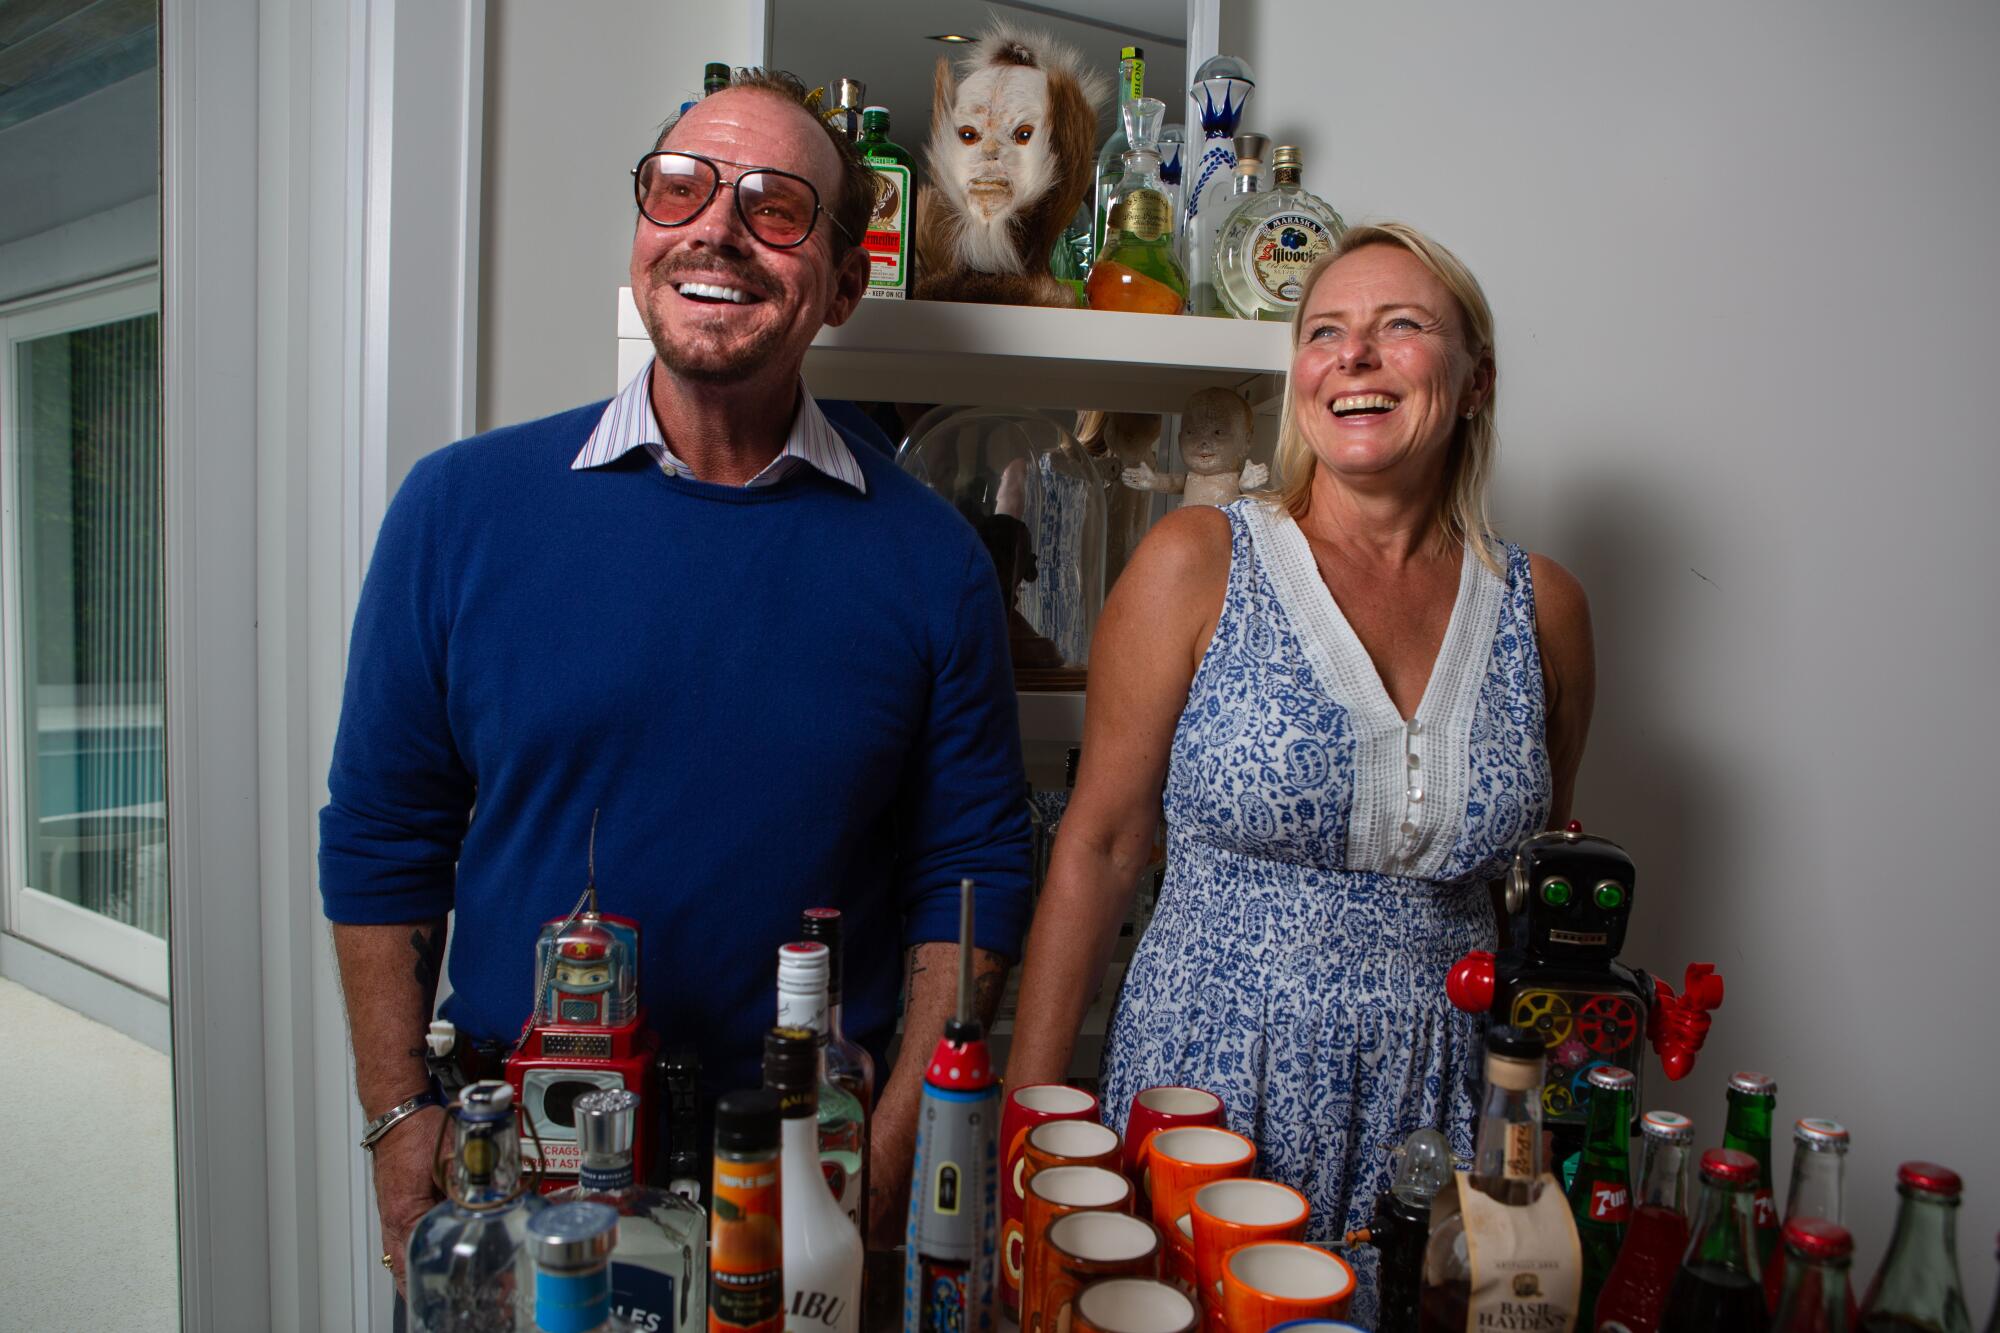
[0,930,171,1053]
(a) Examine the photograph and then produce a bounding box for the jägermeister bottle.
[1567,1066,1635,1322]
[1085,97,1188,315]
[1721,1073,1779,1273]
[855,108,912,300]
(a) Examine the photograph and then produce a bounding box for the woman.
[1006,222,1594,1319]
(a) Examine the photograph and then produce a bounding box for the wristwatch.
[360,1090,444,1152]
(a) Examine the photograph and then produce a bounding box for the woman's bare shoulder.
[1527,552,1591,641]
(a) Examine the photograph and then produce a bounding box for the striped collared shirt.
[571,357,868,493]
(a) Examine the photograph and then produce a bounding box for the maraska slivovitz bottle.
[408,1079,549,1332]
[556,1089,706,1333]
[1773,1219,1856,1333]
[765,1026,863,1333]
[1859,1162,1972,1333]
[1658,1148,1764,1333]
[775,942,866,1229]
[1592,1110,1693,1333]
[1214,144,1345,320]
[1721,1072,1779,1274]
[1085,97,1189,315]
[530,1201,637,1333]
[1766,1119,1852,1316]
[1566,1066,1635,1324]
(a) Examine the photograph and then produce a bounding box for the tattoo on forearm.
[411,926,445,1003]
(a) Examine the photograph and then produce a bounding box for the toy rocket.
[903,879,999,1333]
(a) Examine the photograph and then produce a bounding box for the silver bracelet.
[360,1090,443,1151]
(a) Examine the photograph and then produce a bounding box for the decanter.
[1183,54,1256,315]
[1086,97,1188,315]
[1215,144,1346,320]
[407,1080,549,1332]
[1189,132,1267,317]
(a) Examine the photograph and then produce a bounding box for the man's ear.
[822,242,871,328]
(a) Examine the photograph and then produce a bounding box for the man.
[319,71,1030,1290]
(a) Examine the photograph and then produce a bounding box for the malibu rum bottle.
[766,1027,863,1333]
[1086,97,1188,315]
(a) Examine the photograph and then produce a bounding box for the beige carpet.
[0,975,178,1329]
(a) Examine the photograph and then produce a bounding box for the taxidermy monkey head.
[915,26,1107,305]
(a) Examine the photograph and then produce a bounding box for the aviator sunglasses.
[631,151,855,250]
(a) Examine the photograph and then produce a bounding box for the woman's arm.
[1004,505,1233,1088]
[1530,553,1597,827]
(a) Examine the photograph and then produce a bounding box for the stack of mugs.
[1002,1082,1361,1333]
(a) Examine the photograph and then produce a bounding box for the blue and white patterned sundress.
[1101,498,1552,1327]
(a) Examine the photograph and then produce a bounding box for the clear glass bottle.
[1086,98,1188,315]
[1215,145,1346,320]
[529,1201,639,1333]
[828,77,864,144]
[775,942,866,1230]
[1567,1066,1636,1323]
[1091,45,1145,263]
[856,107,913,300]
[1659,1148,1765,1333]
[554,1090,706,1333]
[765,1027,863,1333]
[1767,1119,1851,1312]
[1188,132,1265,314]
[798,909,874,1238]
[1983,1233,1999,1333]
[408,1080,549,1333]
[660,1046,706,1207]
[1774,1219,1856,1333]
[1158,123,1185,222]
[1593,1109,1695,1333]
[1859,1162,1972,1333]
[1182,54,1256,316]
[1721,1073,1779,1274]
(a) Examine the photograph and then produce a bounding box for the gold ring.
[380,1252,394,1270]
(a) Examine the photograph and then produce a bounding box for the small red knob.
[1566,820,1584,834]
[1446,951,1496,1013]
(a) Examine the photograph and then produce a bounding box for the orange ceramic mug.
[1003,1084,1102,1315]
[1219,1240,1356,1333]
[1141,1125,1256,1235]
[1074,1277,1201,1333]
[1167,1213,1199,1299]
[1038,1209,1162,1333]
[1022,1165,1133,1333]
[1123,1087,1226,1182]
[1190,1178,1311,1330]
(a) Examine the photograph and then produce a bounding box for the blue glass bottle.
[408,1080,549,1332]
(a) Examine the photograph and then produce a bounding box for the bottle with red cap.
[1568,1066,1636,1322]
[1593,1110,1694,1333]
[1766,1120,1852,1314]
[1774,1218,1855,1333]
[1721,1072,1779,1273]
[1658,1148,1764,1333]
[1858,1162,1971,1333]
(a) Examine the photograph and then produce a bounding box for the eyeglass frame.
[630,150,856,250]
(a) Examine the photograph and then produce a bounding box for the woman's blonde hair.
[1270,221,1502,574]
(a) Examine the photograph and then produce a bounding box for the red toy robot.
[1446,823,1724,1168]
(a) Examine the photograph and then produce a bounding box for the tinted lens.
[637,153,717,226]
[735,170,818,246]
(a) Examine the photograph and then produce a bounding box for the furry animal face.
[933,63,1059,272]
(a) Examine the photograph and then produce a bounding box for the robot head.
[1505,822,1635,961]
[551,919,617,995]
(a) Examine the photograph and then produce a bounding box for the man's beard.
[644,258,790,384]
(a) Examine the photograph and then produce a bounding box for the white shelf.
[616,287,1292,415]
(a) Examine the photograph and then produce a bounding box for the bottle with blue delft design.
[529,1201,639,1333]
[1183,54,1257,316]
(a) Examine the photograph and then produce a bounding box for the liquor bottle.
[1182,54,1256,316]
[1981,1233,1997,1333]
[557,1090,707,1333]
[1091,45,1145,264]
[1766,1120,1851,1314]
[1568,1066,1636,1322]
[1658,1149,1765,1333]
[1214,145,1346,321]
[703,63,730,97]
[1085,97,1189,315]
[765,1027,864,1333]
[1593,1110,1694,1333]
[661,1046,707,1206]
[408,1081,549,1331]
[1419,1025,1582,1333]
[855,108,913,300]
[1187,132,1265,311]
[1366,1126,1455,1333]
[775,942,866,1228]
[1158,123,1185,222]
[709,1090,783,1333]
[829,78,864,143]
[1858,1162,1972,1333]
[798,909,875,1240]
[1773,1219,1856,1333]
[530,1201,639,1332]
[1720,1072,1779,1273]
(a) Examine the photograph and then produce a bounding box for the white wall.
[1226,0,2000,1281]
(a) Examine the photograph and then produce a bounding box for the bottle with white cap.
[776,941,866,1229]
[528,1201,637,1332]
[555,1089,706,1333]
[407,1079,549,1332]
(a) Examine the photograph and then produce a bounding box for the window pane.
[15,312,166,938]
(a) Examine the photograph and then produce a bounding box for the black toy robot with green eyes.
[1446,822,1725,1169]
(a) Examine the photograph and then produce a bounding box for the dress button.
[1408,787,1425,804]
[1407,752,1421,769]
[1407,720,1422,736]
[1400,819,1418,837]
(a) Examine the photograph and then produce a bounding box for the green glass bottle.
[1722,1072,1779,1273]
[703,62,730,97]
[1859,1162,1972,1333]
[1566,1065,1635,1322]
[1086,97,1187,315]
[855,106,913,300]
[1091,45,1145,264]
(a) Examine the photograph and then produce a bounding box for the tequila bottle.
[1159,123,1185,222]
[856,108,913,299]
[408,1080,549,1333]
[1086,97,1188,315]
[1183,54,1256,316]
[1215,145,1345,320]
[555,1090,707,1333]
[1188,132,1266,314]
[529,1202,639,1332]
[766,1027,864,1333]
[1090,45,1145,264]
[775,942,866,1230]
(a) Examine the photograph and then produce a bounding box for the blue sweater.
[318,400,1032,1097]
